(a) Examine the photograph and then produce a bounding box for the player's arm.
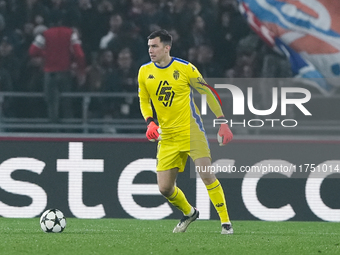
[188,64,233,145]
[188,64,223,117]
[138,67,161,141]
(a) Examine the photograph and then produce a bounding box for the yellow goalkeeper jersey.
[138,57,223,135]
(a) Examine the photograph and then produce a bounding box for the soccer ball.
[40,209,67,233]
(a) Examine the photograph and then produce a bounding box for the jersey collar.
[153,57,174,69]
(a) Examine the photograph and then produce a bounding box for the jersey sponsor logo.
[147,74,155,79]
[173,70,180,80]
[155,80,175,107]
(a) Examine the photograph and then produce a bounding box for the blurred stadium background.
[0,0,338,136]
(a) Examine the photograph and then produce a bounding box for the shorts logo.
[173,70,180,80]
[216,203,224,207]
[156,80,175,107]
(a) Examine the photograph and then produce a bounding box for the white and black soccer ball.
[40,209,67,233]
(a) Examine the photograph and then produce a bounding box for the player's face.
[148,37,170,63]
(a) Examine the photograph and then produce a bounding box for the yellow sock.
[206,179,230,223]
[167,187,192,215]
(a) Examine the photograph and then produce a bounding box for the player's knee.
[201,176,217,186]
[158,184,174,198]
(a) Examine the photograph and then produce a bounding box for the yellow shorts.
[156,130,211,172]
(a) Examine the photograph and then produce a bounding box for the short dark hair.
[147,29,172,47]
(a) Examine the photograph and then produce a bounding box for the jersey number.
[156,80,175,107]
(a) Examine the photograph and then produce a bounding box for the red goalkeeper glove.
[217,122,233,146]
[146,118,162,142]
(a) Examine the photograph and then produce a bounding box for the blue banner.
[238,0,340,95]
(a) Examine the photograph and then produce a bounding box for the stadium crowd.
[0,0,292,127]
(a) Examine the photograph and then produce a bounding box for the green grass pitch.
[0,218,339,255]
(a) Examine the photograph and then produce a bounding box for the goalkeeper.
[138,29,233,234]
